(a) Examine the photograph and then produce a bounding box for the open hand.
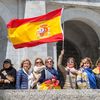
[61,49,64,55]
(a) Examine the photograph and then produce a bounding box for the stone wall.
[0,89,100,100]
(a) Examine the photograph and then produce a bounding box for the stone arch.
[62,7,100,38]
[57,8,100,65]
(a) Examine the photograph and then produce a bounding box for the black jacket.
[0,66,16,89]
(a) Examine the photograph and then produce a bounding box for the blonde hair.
[21,59,32,68]
[80,57,92,68]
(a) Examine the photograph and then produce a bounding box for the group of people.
[0,49,100,89]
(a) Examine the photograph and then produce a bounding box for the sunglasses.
[46,61,52,63]
[36,61,42,64]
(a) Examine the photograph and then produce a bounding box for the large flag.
[7,8,63,49]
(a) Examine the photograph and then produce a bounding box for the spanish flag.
[7,8,63,49]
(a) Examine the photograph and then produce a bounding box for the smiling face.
[21,59,31,72]
[67,60,74,68]
[83,61,90,68]
[35,58,44,67]
[45,58,53,69]
[66,57,76,68]
[23,61,31,72]
[80,57,92,68]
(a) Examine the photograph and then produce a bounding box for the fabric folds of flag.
[7,8,63,49]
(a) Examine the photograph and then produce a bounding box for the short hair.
[45,56,54,64]
[21,59,32,68]
[80,57,92,68]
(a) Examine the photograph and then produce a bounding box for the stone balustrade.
[0,89,100,100]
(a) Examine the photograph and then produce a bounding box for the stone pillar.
[0,17,8,69]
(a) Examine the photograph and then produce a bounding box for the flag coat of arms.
[7,8,63,49]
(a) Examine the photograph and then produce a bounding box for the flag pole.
[62,6,65,50]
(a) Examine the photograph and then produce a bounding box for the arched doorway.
[57,20,99,66]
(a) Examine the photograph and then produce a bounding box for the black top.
[0,66,16,89]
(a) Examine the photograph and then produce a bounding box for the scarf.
[45,67,58,80]
[33,65,46,73]
[84,67,97,89]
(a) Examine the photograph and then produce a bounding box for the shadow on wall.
[0,16,8,69]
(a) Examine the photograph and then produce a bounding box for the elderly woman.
[30,58,45,89]
[58,49,78,89]
[0,59,16,89]
[77,57,97,89]
[16,59,32,89]
[38,57,60,89]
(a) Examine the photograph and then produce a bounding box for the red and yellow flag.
[7,8,63,49]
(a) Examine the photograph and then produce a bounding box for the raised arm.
[57,49,65,73]
[58,49,64,66]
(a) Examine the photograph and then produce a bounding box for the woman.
[0,59,16,89]
[93,58,100,89]
[16,59,32,89]
[38,57,60,90]
[30,58,45,89]
[77,57,97,89]
[58,49,78,89]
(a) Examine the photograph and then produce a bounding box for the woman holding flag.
[58,49,78,89]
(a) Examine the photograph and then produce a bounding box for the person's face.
[45,59,53,68]
[67,59,75,68]
[23,61,31,72]
[83,61,90,68]
[97,62,100,67]
[35,59,43,67]
[4,63,11,69]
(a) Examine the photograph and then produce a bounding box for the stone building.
[0,0,100,69]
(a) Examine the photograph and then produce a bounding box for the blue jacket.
[16,69,28,89]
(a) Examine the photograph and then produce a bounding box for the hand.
[51,78,56,83]
[4,79,10,83]
[61,49,64,55]
[70,68,78,74]
[2,71,7,76]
